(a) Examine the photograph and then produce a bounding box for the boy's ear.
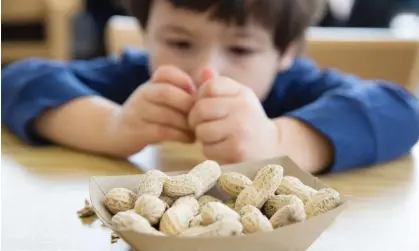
[276,41,299,72]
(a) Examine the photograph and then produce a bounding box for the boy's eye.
[166,40,192,50]
[229,46,255,56]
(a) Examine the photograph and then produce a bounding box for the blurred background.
[2,0,419,92]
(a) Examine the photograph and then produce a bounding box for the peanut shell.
[201,202,240,226]
[224,200,236,210]
[263,194,303,218]
[198,195,222,211]
[252,164,283,194]
[270,199,306,228]
[179,218,243,237]
[134,194,168,225]
[137,170,167,198]
[159,204,194,236]
[159,195,175,207]
[235,186,268,211]
[305,188,341,218]
[275,176,317,203]
[104,188,137,214]
[239,205,273,234]
[172,196,200,216]
[163,174,202,198]
[111,210,165,236]
[218,172,253,197]
[189,215,202,227]
[189,160,222,197]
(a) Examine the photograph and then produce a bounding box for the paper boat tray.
[90,156,349,251]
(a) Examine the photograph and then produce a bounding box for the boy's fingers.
[144,83,196,114]
[198,77,241,99]
[188,98,232,129]
[141,103,190,131]
[151,65,196,94]
[195,118,230,144]
[200,67,218,84]
[150,124,194,144]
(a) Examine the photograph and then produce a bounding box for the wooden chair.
[1,0,82,62]
[105,15,419,93]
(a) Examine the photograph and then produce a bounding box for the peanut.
[263,195,303,218]
[275,176,317,203]
[134,194,168,225]
[189,215,202,227]
[159,204,195,236]
[198,195,222,211]
[224,200,236,210]
[201,202,240,226]
[137,170,167,198]
[305,188,341,218]
[234,164,283,212]
[172,196,200,216]
[159,195,175,207]
[163,174,202,198]
[218,172,253,197]
[111,210,165,236]
[104,188,137,214]
[179,218,243,237]
[252,164,283,193]
[235,186,266,211]
[189,160,222,197]
[270,198,306,228]
[239,205,273,234]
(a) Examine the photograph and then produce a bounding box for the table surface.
[2,128,419,251]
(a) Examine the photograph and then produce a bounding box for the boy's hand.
[188,71,280,164]
[110,66,196,156]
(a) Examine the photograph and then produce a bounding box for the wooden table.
[2,128,419,251]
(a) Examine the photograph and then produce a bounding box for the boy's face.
[143,0,294,100]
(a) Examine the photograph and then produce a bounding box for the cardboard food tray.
[90,156,349,251]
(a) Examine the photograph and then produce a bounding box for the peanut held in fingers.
[104,188,137,214]
[134,194,168,225]
[218,172,253,197]
[305,188,341,218]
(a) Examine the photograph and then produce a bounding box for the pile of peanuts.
[104,160,341,238]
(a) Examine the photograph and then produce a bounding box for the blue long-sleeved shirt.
[2,49,419,173]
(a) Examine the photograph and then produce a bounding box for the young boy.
[2,0,419,174]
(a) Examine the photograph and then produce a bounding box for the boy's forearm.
[273,117,334,174]
[34,96,135,157]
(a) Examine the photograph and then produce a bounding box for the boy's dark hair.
[127,0,324,54]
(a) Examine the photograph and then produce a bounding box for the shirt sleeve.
[1,49,150,145]
[277,58,419,173]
